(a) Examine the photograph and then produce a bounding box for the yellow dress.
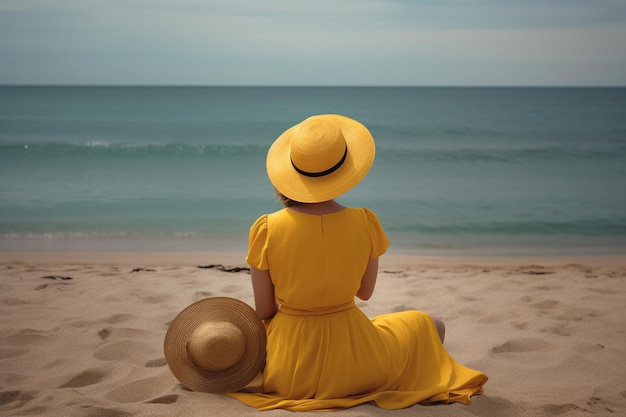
[228,207,487,411]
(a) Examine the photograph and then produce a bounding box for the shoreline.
[1,250,625,268]
[3,232,625,260]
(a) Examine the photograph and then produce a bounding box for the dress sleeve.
[364,208,390,259]
[246,214,270,270]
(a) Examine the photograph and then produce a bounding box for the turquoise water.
[1,86,625,255]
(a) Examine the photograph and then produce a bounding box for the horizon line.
[1,84,625,88]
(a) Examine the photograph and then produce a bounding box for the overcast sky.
[1,0,625,86]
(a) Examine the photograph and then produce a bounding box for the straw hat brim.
[164,297,266,393]
[267,114,375,203]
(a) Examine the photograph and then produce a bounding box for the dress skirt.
[228,306,487,411]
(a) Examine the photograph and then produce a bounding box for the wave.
[0,231,212,239]
[0,142,269,158]
[3,218,625,239]
[387,218,626,237]
[376,145,626,163]
[0,231,246,252]
[2,141,625,163]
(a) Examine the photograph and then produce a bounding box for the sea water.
[1,86,625,255]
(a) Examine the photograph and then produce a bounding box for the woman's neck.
[287,200,346,215]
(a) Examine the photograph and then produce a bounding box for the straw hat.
[267,114,375,203]
[164,297,266,393]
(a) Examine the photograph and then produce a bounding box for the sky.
[1,0,626,86]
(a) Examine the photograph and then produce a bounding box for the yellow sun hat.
[266,114,375,203]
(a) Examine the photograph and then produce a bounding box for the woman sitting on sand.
[225,114,487,411]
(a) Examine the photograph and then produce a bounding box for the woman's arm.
[250,266,278,320]
[356,257,379,301]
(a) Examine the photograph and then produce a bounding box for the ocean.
[1,86,625,256]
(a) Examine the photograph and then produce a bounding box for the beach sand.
[1,251,625,416]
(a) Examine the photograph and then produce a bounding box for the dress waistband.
[279,300,356,316]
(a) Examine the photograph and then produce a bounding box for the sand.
[1,251,625,416]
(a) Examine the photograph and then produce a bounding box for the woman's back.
[247,207,388,313]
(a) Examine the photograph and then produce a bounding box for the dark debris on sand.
[197,264,250,274]
[41,275,73,280]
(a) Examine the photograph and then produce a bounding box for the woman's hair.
[276,190,303,207]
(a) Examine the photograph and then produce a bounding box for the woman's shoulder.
[250,213,271,233]
[345,206,380,219]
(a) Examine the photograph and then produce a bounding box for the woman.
[229,114,487,411]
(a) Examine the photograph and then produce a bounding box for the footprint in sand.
[0,348,29,359]
[530,300,559,310]
[220,284,244,294]
[540,325,573,337]
[97,327,153,341]
[542,403,577,415]
[145,358,167,368]
[491,338,551,354]
[194,291,213,300]
[512,321,528,330]
[584,397,620,414]
[102,314,134,325]
[551,308,599,323]
[94,339,154,365]
[2,329,49,346]
[0,373,27,386]
[2,297,29,306]
[139,293,172,304]
[105,377,172,403]
[478,313,503,324]
[77,405,132,417]
[460,295,483,302]
[59,369,109,388]
[0,390,35,412]
[443,285,458,293]
[585,287,615,295]
[390,304,419,313]
[574,343,605,353]
[146,394,179,404]
[535,285,563,291]
[404,289,424,297]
